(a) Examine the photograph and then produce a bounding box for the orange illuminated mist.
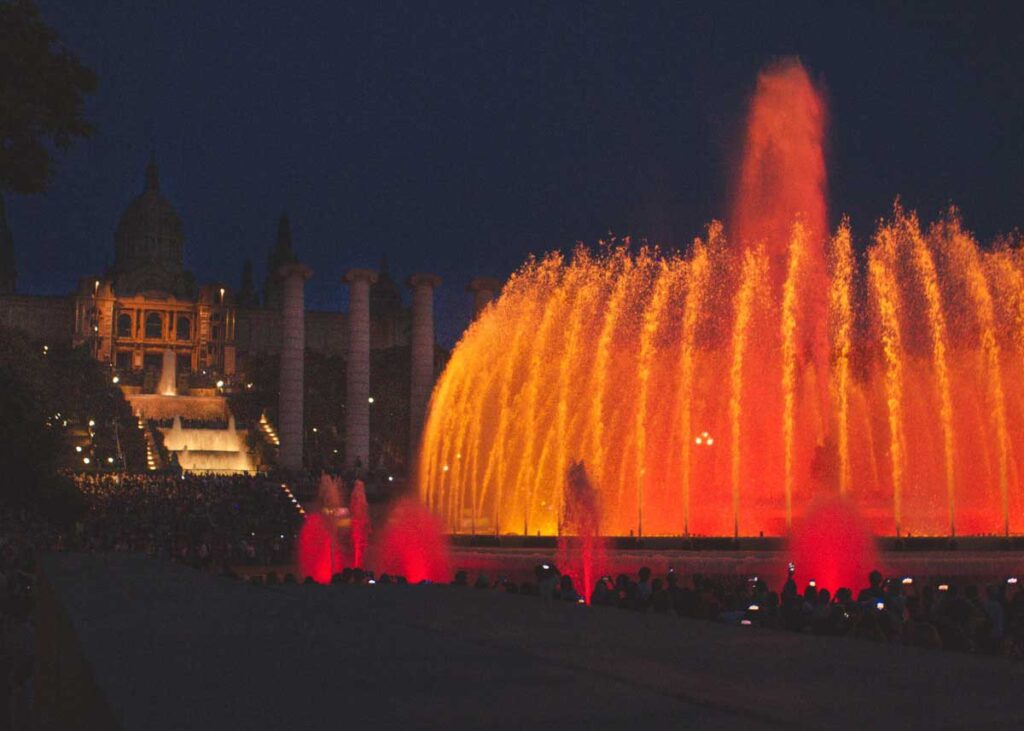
[419,58,1024,538]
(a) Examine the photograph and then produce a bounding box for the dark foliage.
[0,0,96,194]
[0,327,145,524]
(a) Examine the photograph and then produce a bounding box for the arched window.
[176,316,192,341]
[145,312,163,339]
[117,313,132,338]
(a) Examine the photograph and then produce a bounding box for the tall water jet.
[553,253,600,532]
[868,233,907,535]
[513,257,566,535]
[734,59,830,527]
[733,58,829,380]
[781,223,808,528]
[158,349,177,396]
[903,212,957,536]
[733,58,827,263]
[419,61,1024,539]
[827,221,854,496]
[940,216,1011,536]
[676,233,712,535]
[635,258,678,537]
[350,479,370,568]
[557,461,606,604]
[729,247,767,538]
[586,253,633,495]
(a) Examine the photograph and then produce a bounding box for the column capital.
[343,268,379,285]
[277,262,313,281]
[466,276,500,294]
[406,272,442,290]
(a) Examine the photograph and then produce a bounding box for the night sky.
[9,1,1024,345]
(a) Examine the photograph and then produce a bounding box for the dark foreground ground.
[36,554,1023,731]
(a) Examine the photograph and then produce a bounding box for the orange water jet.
[419,61,1024,538]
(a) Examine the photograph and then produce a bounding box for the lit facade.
[0,158,411,387]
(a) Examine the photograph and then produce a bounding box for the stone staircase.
[257,412,280,448]
[139,417,162,471]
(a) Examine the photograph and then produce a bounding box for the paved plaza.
[36,553,1024,730]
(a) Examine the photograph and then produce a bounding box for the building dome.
[112,158,193,297]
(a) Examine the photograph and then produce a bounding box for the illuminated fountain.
[350,479,371,568]
[160,414,255,474]
[374,498,451,583]
[420,59,1024,538]
[556,461,607,604]
[297,475,348,583]
[158,349,177,396]
[128,349,256,474]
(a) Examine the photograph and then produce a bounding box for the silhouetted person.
[857,570,885,603]
[636,566,653,607]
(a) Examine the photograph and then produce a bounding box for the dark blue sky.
[9,1,1024,344]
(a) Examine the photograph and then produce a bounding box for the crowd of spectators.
[447,563,1024,659]
[70,473,303,567]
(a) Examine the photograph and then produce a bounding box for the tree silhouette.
[0,0,96,194]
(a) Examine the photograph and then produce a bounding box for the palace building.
[0,158,493,474]
[0,158,412,383]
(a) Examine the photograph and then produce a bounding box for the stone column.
[407,273,441,462]
[278,262,312,471]
[343,268,378,470]
[466,276,500,317]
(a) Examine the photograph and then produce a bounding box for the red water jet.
[296,475,348,583]
[297,513,344,584]
[557,461,607,604]
[733,58,829,374]
[349,479,371,568]
[786,496,879,593]
[374,498,451,583]
[733,57,827,261]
